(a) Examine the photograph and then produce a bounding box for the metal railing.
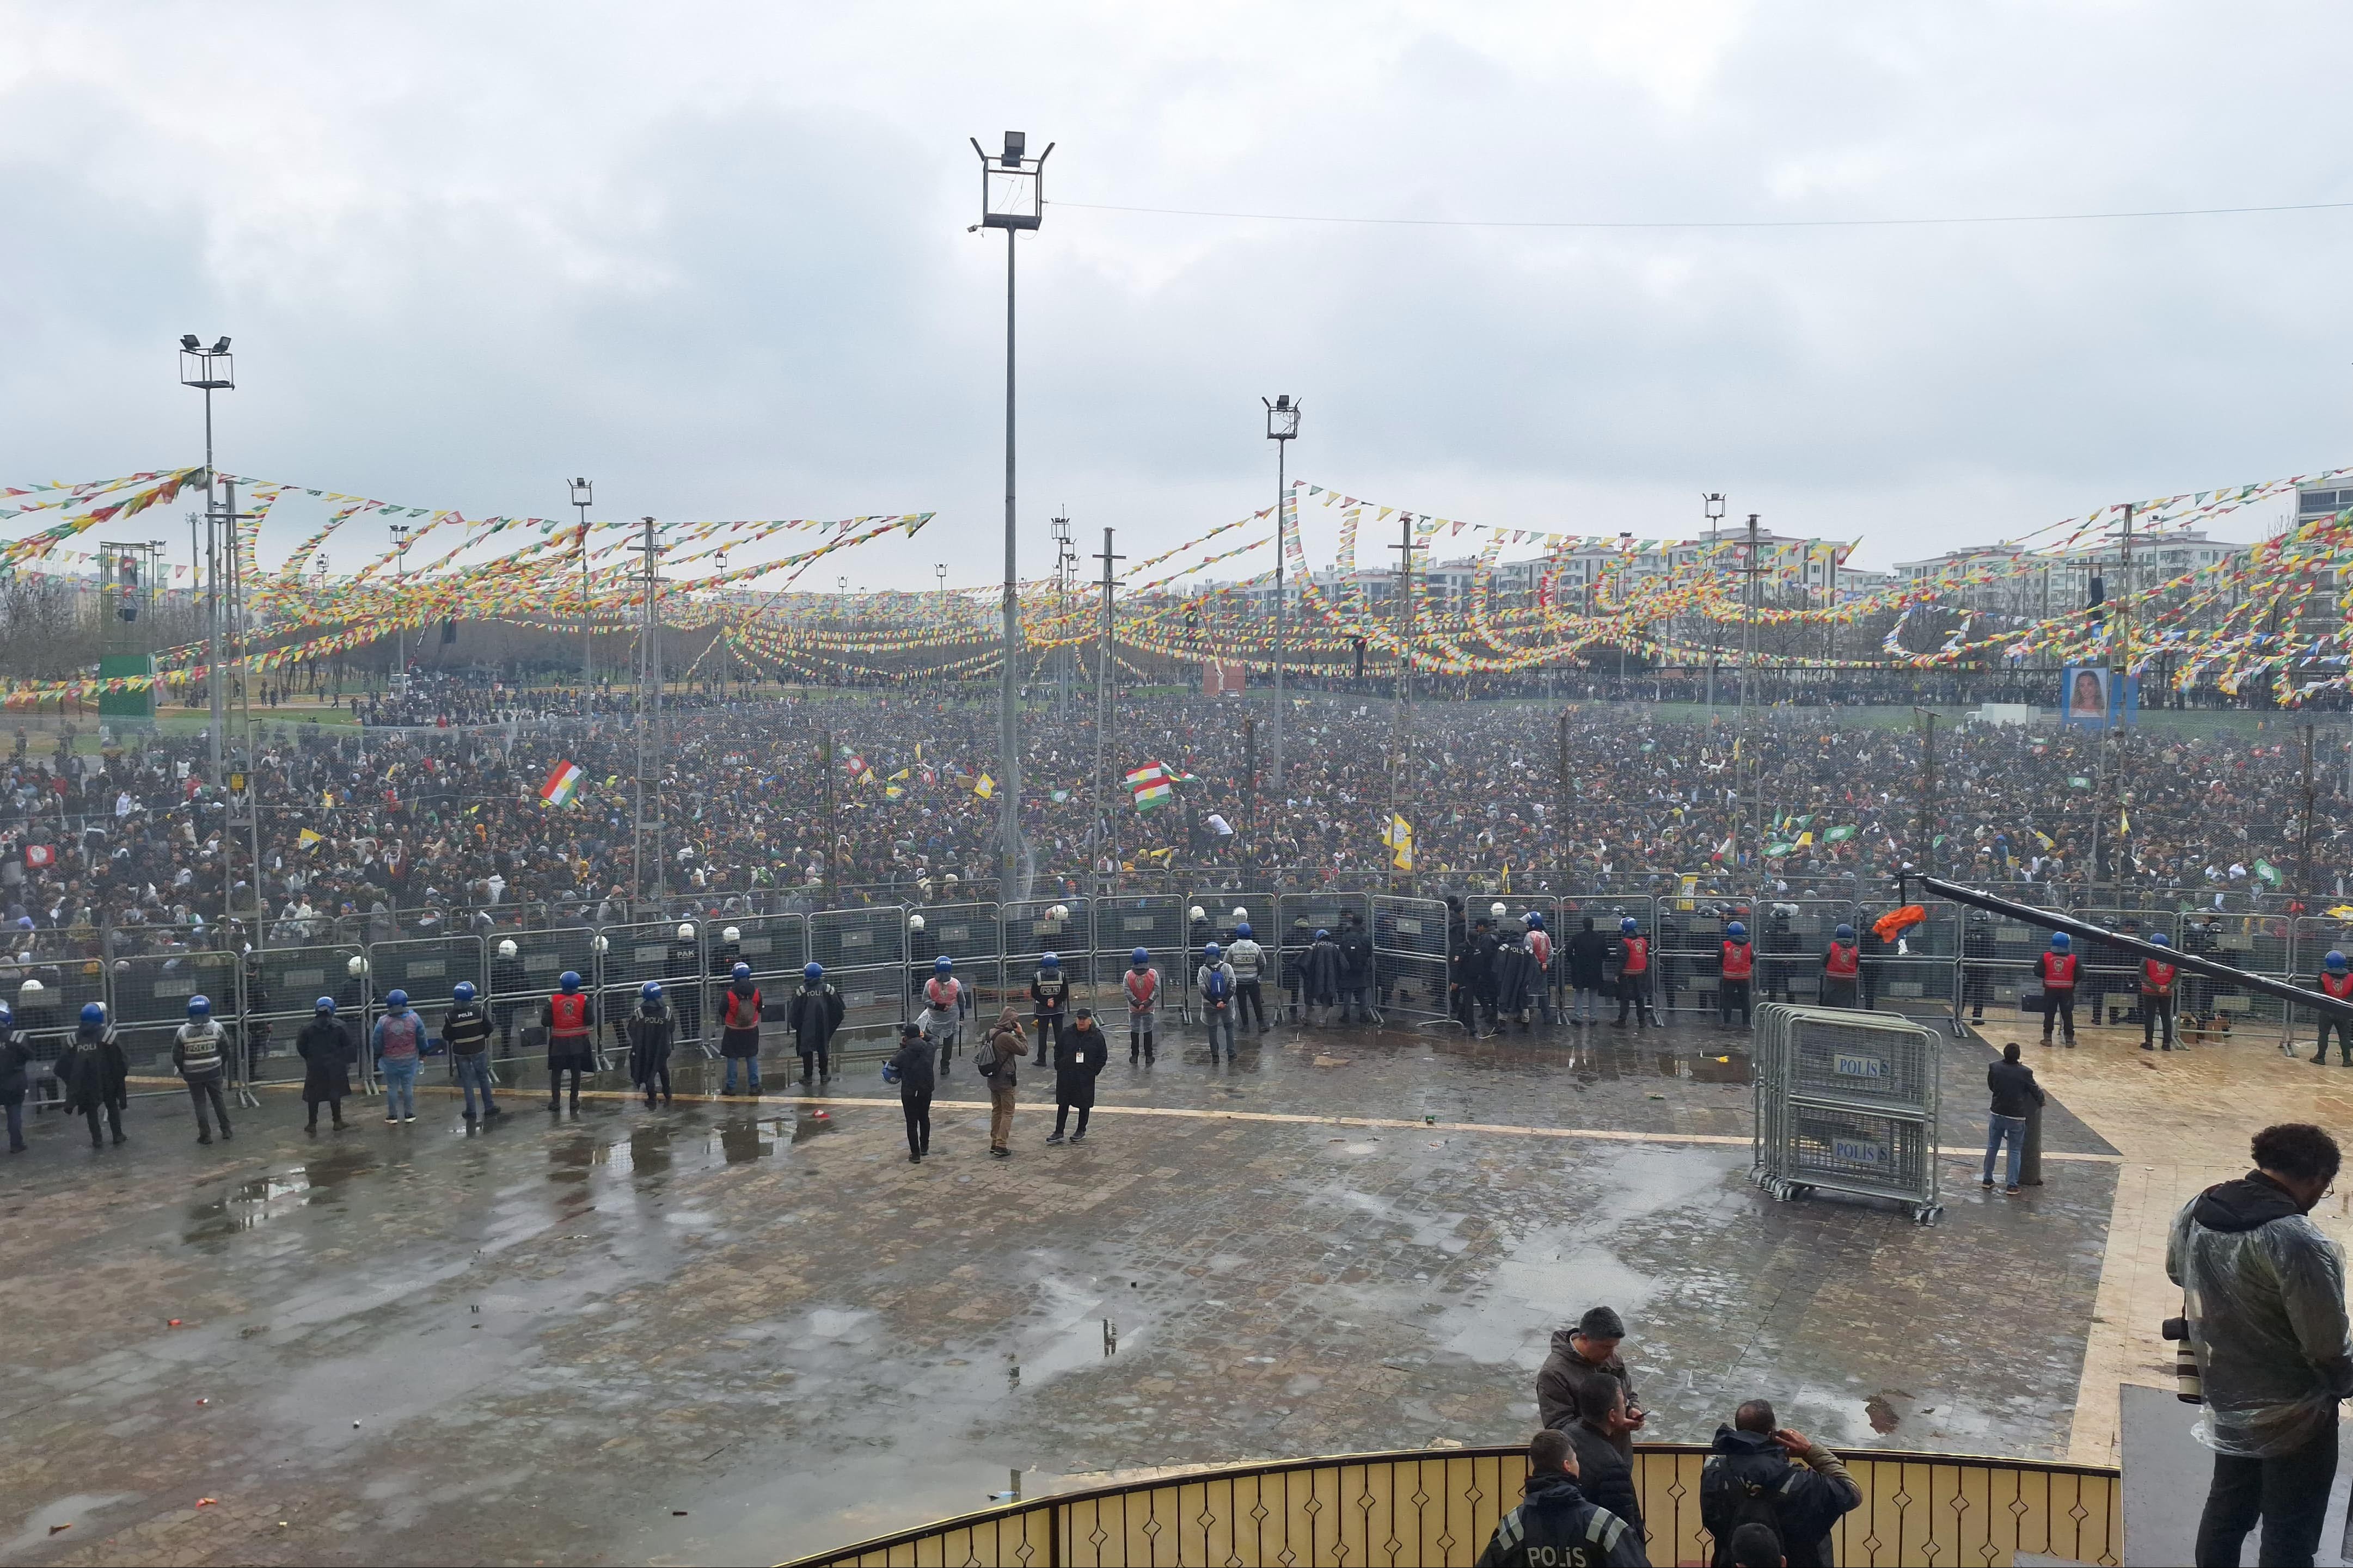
[788,1442,2123,1568]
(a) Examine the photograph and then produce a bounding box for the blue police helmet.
[0,1003,11,1027]
[804,962,824,980]
[1524,912,1544,930]
[1041,952,1060,969]
[315,996,336,1014]
[559,970,581,992]
[1725,921,1747,939]
[187,994,211,1017]
[641,980,664,1001]
[1620,917,1638,934]
[1315,928,1329,940]
[2329,950,2348,972]
[2147,933,2168,949]
[1131,948,1150,966]
[1235,922,1252,939]
[385,989,408,1010]
[936,955,954,973]
[453,981,476,1003]
[732,962,751,981]
[1204,942,1222,959]
[2049,932,2070,951]
[80,1001,105,1024]
[1834,923,1855,942]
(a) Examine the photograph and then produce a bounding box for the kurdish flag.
[1126,762,1174,811]
[540,760,584,808]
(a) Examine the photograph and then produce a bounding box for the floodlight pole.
[1094,527,1123,882]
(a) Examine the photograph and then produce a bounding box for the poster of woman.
[2063,666,2109,725]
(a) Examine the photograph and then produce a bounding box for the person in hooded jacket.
[718,962,763,1096]
[2168,1123,2350,1567]
[786,962,844,1085]
[979,1004,1028,1157]
[1566,917,1611,1025]
[1473,1429,1648,1568]
[1335,913,1375,1024]
[0,1001,33,1153]
[1494,927,1546,1032]
[626,981,677,1108]
[886,1021,936,1162]
[297,997,354,1133]
[1536,1306,1645,1455]
[1698,1400,1862,1568]
[58,1002,128,1148]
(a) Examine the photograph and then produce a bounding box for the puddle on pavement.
[184,1168,329,1241]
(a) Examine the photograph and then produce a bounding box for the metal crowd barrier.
[1753,1003,1943,1225]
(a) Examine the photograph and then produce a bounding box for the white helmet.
[591,934,609,954]
[17,977,42,994]
[1233,906,1249,919]
[498,939,518,959]
[677,923,695,941]
[908,914,926,933]
[722,925,741,943]
[1048,903,1069,922]
[1188,905,1206,922]
[346,955,368,977]
[1491,901,1508,920]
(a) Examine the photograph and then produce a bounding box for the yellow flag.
[298,828,323,849]
[1795,831,1813,848]
[973,773,995,799]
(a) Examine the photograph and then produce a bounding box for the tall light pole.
[177,334,232,786]
[1703,493,1726,722]
[1264,395,1300,789]
[1616,531,1634,696]
[935,563,948,628]
[571,478,595,691]
[972,129,1051,900]
[630,516,665,899]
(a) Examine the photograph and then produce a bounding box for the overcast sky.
[3,1,2349,588]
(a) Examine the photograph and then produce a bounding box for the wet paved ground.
[0,1012,2118,1566]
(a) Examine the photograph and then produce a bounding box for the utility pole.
[1703,493,1725,721]
[631,515,664,901]
[571,478,595,691]
[1556,709,1571,897]
[1738,514,1760,871]
[1386,515,1425,890]
[1242,715,1258,872]
[822,730,838,906]
[2300,721,2315,909]
[1093,527,1123,881]
[1914,708,1939,877]
[1263,396,1301,791]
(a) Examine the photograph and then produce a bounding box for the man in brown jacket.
[982,1005,1029,1157]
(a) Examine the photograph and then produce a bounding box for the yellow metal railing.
[789,1443,2122,1568]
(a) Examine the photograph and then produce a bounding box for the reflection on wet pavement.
[0,1018,2114,1567]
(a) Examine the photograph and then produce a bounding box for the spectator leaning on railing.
[1698,1399,1862,1568]
[2168,1122,2349,1568]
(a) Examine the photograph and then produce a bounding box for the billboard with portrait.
[2060,666,2137,728]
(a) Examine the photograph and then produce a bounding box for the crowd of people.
[0,688,2342,963]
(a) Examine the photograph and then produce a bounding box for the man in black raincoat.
[59,1003,128,1148]
[1302,928,1344,1026]
[1046,1006,1108,1145]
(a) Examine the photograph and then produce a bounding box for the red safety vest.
[2322,971,2353,1001]
[548,992,590,1037]
[722,987,762,1031]
[1824,942,1860,979]
[1620,936,1649,974]
[924,976,961,1011]
[1527,930,1553,967]
[1721,941,1754,980]
[1124,968,1160,1009]
[2142,961,2177,996]
[2039,952,2078,989]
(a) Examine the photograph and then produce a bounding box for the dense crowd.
[0,690,2344,961]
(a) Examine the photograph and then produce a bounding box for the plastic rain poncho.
[2168,1172,2353,1458]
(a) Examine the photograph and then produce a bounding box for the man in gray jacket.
[2169,1122,2349,1567]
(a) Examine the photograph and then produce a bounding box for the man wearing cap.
[171,994,233,1144]
[886,1021,935,1163]
[1047,1006,1109,1145]
[1537,1307,1646,1458]
[2037,933,2079,1049]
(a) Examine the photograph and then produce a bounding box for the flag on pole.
[973,773,996,799]
[539,760,584,808]
[1125,762,1174,811]
[1381,814,1414,871]
[297,828,323,850]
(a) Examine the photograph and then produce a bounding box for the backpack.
[1714,1469,1792,1568]
[975,1032,1001,1077]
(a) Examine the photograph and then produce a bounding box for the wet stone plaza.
[0,1009,2192,1566]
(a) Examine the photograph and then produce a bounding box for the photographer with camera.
[2167,1122,2349,1567]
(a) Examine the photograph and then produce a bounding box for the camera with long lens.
[2161,1315,2202,1404]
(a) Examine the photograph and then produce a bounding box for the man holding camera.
[2168,1122,2349,1567]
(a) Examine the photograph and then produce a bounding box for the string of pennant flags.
[8,462,2353,708]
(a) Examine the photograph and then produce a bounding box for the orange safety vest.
[1619,936,1649,974]
[1721,941,1754,980]
[924,976,961,1011]
[2142,960,2177,996]
[2039,952,2078,988]
[1124,968,1160,1010]
[2321,971,2353,1001]
[1824,942,1859,979]
[548,992,590,1037]
[722,987,762,1031]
